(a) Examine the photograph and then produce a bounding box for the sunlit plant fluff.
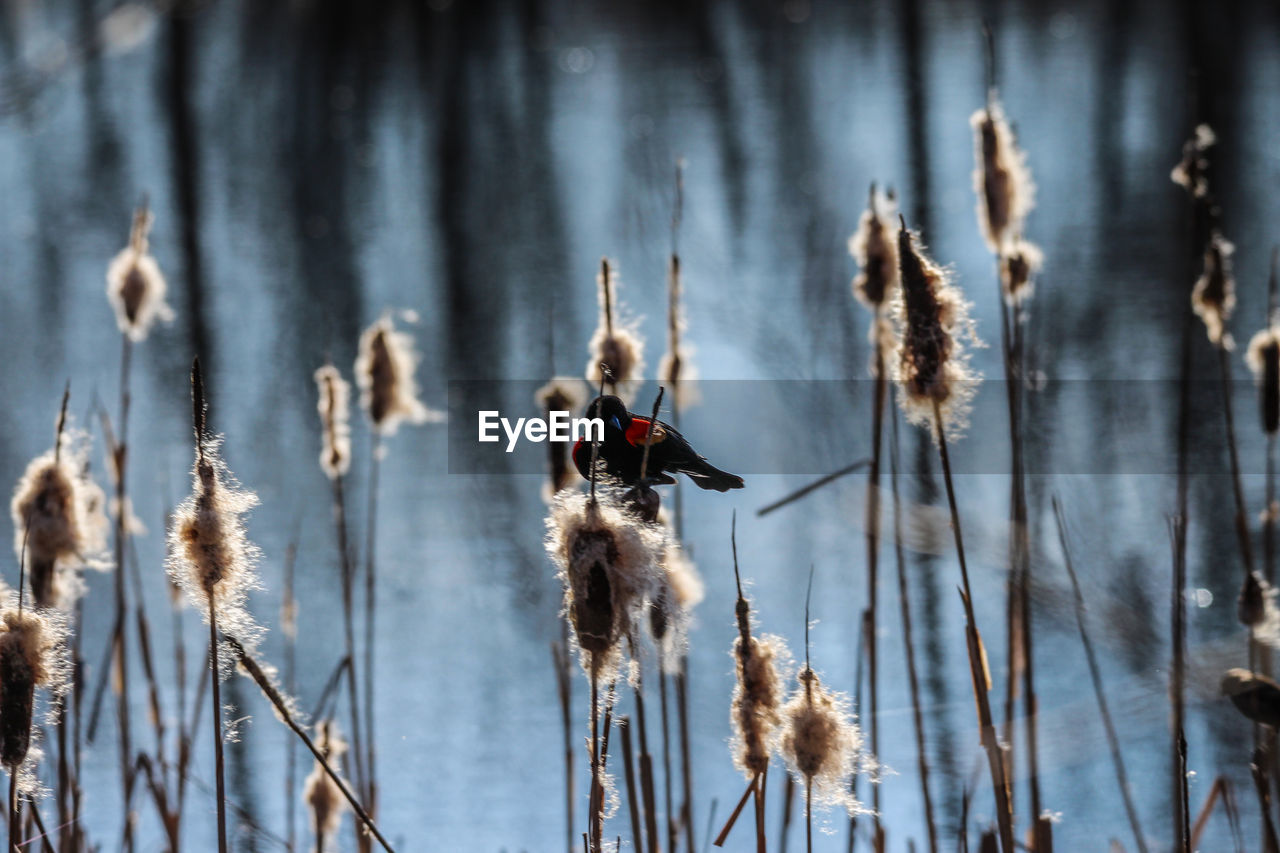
[355,313,444,438]
[1191,232,1236,348]
[536,377,587,497]
[10,430,110,610]
[1222,667,1280,728]
[648,539,704,674]
[585,259,645,400]
[304,720,350,852]
[546,490,665,683]
[892,222,981,437]
[1171,124,1216,199]
[848,184,899,309]
[314,364,352,480]
[971,96,1036,255]
[730,631,789,779]
[1246,325,1280,436]
[0,598,69,793]
[105,204,173,342]
[1240,571,1280,647]
[778,666,870,815]
[166,432,264,657]
[1000,237,1043,307]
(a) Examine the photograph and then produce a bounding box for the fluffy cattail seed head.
[1246,326,1280,435]
[0,605,69,772]
[971,97,1036,255]
[1223,668,1280,728]
[586,259,645,401]
[166,432,263,654]
[1241,571,1267,627]
[778,667,870,814]
[730,632,788,778]
[314,365,352,479]
[1001,238,1043,307]
[1171,124,1216,199]
[893,222,981,437]
[106,205,173,342]
[537,378,587,497]
[355,314,443,437]
[1192,232,1236,348]
[648,540,703,674]
[659,255,699,408]
[304,720,349,850]
[10,431,111,610]
[547,491,664,683]
[849,185,899,308]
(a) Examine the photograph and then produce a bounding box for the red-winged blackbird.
[572,395,744,492]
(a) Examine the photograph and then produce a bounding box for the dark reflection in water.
[0,0,1278,849]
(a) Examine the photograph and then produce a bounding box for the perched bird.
[572,395,744,492]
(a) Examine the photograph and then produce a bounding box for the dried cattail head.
[586,259,646,401]
[648,540,703,674]
[730,632,789,778]
[106,204,173,342]
[778,667,869,814]
[971,96,1036,255]
[10,431,111,610]
[537,378,587,497]
[1171,124,1216,199]
[314,365,352,480]
[1246,326,1280,435]
[1223,668,1280,728]
[0,604,69,772]
[848,185,899,308]
[304,720,349,850]
[166,431,263,653]
[355,313,444,437]
[893,222,981,437]
[1241,571,1268,627]
[546,491,665,682]
[1000,238,1043,307]
[1192,232,1236,348]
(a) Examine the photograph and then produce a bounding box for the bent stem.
[226,637,396,852]
[932,399,1014,853]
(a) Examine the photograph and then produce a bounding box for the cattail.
[536,378,587,497]
[355,313,444,437]
[778,667,869,814]
[105,204,173,342]
[971,96,1035,255]
[304,720,350,852]
[730,632,788,779]
[1223,668,1280,728]
[1246,326,1280,435]
[10,431,110,610]
[546,491,664,682]
[1000,237,1043,307]
[893,221,981,436]
[1238,572,1280,650]
[658,255,698,408]
[0,603,69,779]
[314,365,352,480]
[648,540,703,674]
[848,184,899,308]
[1171,124,1216,199]
[166,428,263,651]
[1191,232,1236,348]
[586,259,645,400]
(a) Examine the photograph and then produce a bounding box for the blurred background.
[0,0,1278,849]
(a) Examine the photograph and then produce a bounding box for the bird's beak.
[609,415,623,431]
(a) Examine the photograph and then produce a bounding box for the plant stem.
[363,434,384,823]
[932,400,1014,853]
[115,334,136,851]
[865,322,886,846]
[208,599,228,853]
[334,474,368,807]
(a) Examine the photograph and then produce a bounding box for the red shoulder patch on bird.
[625,417,667,447]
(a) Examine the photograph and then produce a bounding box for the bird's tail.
[683,460,744,492]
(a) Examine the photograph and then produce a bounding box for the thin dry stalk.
[333,472,367,806]
[113,333,137,851]
[1190,776,1242,852]
[225,637,395,852]
[1052,498,1146,853]
[208,600,228,853]
[755,460,871,518]
[619,717,642,852]
[284,539,299,853]
[554,639,575,853]
[932,399,1014,853]
[362,429,383,829]
[865,317,886,847]
[1171,514,1190,853]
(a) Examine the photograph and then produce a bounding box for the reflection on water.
[0,0,1275,849]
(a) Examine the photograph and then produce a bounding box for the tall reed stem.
[932,400,1014,853]
[114,334,136,850]
[334,474,367,806]
[865,313,886,849]
[363,432,384,824]
[208,600,228,853]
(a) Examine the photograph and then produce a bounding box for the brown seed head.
[355,314,443,436]
[1171,124,1216,199]
[1246,327,1280,435]
[778,667,870,814]
[106,205,173,342]
[971,98,1036,255]
[314,365,352,480]
[849,185,899,308]
[304,720,350,846]
[1192,232,1236,348]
